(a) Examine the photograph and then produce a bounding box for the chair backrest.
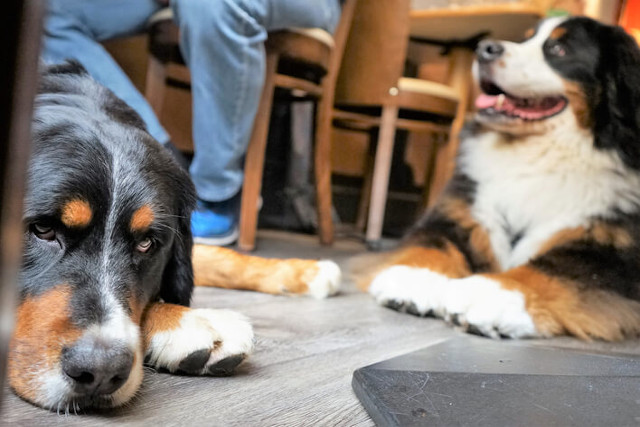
[334,0,411,108]
[320,0,358,92]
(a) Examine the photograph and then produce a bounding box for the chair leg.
[314,86,335,246]
[145,56,167,116]
[420,132,441,210]
[355,141,375,232]
[428,47,473,207]
[365,104,398,249]
[238,52,279,252]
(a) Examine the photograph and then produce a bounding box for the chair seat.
[148,7,173,27]
[148,7,334,72]
[287,28,334,48]
[395,77,459,118]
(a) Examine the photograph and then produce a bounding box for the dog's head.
[8,62,195,410]
[473,16,640,168]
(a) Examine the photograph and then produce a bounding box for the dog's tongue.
[475,93,565,120]
[475,94,498,110]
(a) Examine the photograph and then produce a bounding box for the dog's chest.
[460,131,640,270]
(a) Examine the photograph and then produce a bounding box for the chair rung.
[274,74,323,97]
[333,109,451,133]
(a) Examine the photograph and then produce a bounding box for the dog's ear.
[593,25,640,169]
[159,164,196,306]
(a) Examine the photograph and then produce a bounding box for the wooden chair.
[145,1,358,251]
[332,0,460,249]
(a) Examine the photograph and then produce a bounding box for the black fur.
[546,17,640,169]
[21,62,196,326]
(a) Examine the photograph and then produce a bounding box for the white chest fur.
[459,121,640,270]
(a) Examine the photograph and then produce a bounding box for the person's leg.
[171,0,340,244]
[42,0,170,144]
[264,0,340,33]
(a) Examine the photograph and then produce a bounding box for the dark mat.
[352,336,640,426]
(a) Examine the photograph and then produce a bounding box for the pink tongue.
[475,94,498,109]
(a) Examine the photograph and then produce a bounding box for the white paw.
[305,260,341,299]
[442,276,539,339]
[369,266,538,339]
[145,309,254,375]
[369,265,450,316]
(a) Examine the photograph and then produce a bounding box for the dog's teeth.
[496,94,505,108]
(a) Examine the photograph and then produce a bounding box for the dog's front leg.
[192,245,341,298]
[141,303,254,376]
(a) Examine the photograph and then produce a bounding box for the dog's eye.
[31,223,56,241]
[547,42,566,57]
[136,238,153,253]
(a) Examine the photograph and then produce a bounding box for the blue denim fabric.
[42,0,170,145]
[172,0,341,202]
[41,0,340,203]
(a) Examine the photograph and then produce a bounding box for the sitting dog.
[362,17,640,341]
[9,62,340,411]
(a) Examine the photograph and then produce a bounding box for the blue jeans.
[42,0,170,145]
[42,0,341,203]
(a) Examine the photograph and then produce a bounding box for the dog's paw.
[145,308,254,376]
[369,265,450,316]
[369,267,538,339]
[443,276,539,339]
[304,260,341,299]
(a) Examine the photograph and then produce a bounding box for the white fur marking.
[369,266,538,339]
[146,308,254,374]
[306,260,341,299]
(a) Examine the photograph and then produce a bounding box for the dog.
[361,16,640,341]
[9,62,340,411]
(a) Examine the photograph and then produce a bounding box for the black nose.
[477,40,505,63]
[61,337,133,396]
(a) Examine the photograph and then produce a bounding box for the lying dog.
[362,17,640,341]
[9,62,340,411]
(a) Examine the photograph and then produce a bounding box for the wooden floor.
[3,230,640,426]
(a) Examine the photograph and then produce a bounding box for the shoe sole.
[193,228,239,246]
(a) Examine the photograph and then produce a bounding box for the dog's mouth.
[476,80,568,121]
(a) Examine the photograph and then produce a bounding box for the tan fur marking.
[354,244,471,292]
[140,303,189,351]
[589,223,633,248]
[130,205,154,232]
[128,295,145,326]
[192,245,320,295]
[536,226,587,256]
[523,27,535,39]
[549,27,567,40]
[486,266,640,341]
[391,245,470,278]
[564,81,591,129]
[8,285,82,403]
[537,224,633,257]
[61,199,92,228]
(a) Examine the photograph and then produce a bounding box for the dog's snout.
[62,337,133,396]
[477,40,505,63]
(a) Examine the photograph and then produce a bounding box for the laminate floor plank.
[3,231,640,426]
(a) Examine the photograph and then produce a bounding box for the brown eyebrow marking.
[130,204,155,232]
[524,27,535,39]
[549,27,567,40]
[61,199,93,228]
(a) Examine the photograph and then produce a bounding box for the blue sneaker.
[191,197,239,246]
